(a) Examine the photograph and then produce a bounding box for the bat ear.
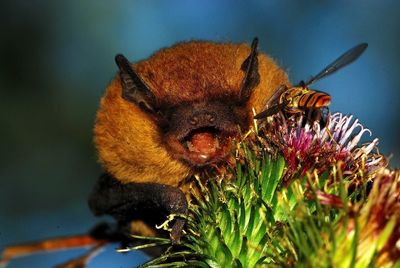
[238,37,260,104]
[115,54,158,114]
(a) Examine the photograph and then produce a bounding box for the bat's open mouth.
[182,127,234,165]
[166,126,235,166]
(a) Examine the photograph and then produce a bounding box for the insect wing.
[254,85,287,119]
[254,104,283,119]
[263,84,287,111]
[304,43,368,86]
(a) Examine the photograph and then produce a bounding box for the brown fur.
[94,40,288,190]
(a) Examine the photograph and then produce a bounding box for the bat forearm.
[88,173,188,242]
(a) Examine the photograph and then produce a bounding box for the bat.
[1,37,289,267]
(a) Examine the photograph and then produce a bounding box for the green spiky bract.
[122,128,399,268]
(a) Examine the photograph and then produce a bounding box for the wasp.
[254,43,368,121]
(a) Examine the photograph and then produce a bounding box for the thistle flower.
[261,112,386,177]
[353,168,399,266]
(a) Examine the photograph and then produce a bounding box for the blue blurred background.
[1,1,399,267]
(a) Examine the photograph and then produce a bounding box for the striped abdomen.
[297,89,331,109]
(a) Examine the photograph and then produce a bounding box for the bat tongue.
[187,132,219,161]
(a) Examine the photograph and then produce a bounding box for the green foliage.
[122,127,399,268]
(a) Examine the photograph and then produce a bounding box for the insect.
[254,43,368,121]
[1,37,289,267]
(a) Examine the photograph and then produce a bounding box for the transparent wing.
[254,85,287,119]
[265,85,287,108]
[254,104,283,119]
[304,43,368,86]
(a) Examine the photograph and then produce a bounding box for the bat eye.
[189,116,199,126]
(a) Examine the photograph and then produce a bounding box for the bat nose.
[189,116,199,126]
[189,112,216,126]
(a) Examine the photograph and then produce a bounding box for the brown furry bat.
[0,38,288,267]
[89,37,288,241]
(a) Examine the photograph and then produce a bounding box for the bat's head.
[114,38,260,166]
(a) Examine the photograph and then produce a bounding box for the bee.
[254,43,368,121]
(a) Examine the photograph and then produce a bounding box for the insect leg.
[88,173,188,244]
[302,108,322,127]
[320,108,338,145]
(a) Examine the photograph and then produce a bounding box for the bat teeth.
[214,136,220,149]
[186,140,194,151]
[199,154,210,160]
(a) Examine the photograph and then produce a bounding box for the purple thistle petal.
[261,111,385,176]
